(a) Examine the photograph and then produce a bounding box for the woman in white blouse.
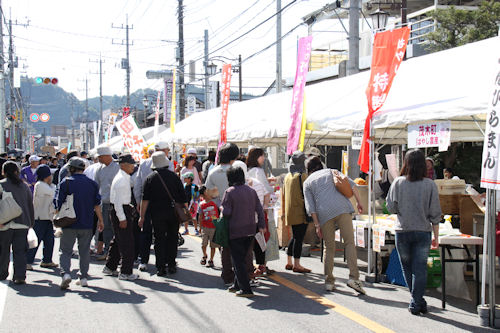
[246,148,275,276]
[26,165,58,270]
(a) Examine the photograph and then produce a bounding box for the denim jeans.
[27,220,55,264]
[395,231,432,311]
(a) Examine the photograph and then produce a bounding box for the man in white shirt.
[103,154,139,281]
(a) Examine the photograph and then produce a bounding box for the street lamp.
[370,7,390,31]
[207,63,217,76]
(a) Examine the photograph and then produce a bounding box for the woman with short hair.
[387,149,442,315]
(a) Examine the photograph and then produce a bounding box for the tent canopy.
[143,37,499,148]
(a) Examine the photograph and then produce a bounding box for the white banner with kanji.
[408,121,451,152]
[116,116,147,162]
[480,67,500,189]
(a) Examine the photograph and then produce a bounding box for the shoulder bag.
[298,173,313,223]
[332,169,354,199]
[53,181,77,228]
[155,171,191,224]
[0,186,23,225]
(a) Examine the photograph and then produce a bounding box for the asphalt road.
[0,227,495,333]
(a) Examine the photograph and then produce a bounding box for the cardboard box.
[435,179,466,195]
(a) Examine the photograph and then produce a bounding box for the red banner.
[358,27,410,173]
[219,64,232,144]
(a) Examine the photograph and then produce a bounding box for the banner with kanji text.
[219,64,232,145]
[153,91,161,142]
[116,116,147,162]
[171,69,177,133]
[480,61,500,189]
[358,27,410,173]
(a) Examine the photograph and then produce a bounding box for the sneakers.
[194,229,201,236]
[13,279,26,285]
[102,266,119,276]
[138,264,148,272]
[119,273,139,281]
[325,283,336,292]
[157,268,167,277]
[26,264,33,271]
[181,229,189,235]
[347,279,366,295]
[76,278,88,287]
[206,260,215,268]
[168,266,177,274]
[235,290,254,298]
[40,262,58,268]
[227,285,239,293]
[200,256,207,265]
[60,274,71,290]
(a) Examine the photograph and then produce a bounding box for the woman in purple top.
[221,166,266,298]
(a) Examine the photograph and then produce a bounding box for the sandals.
[206,260,214,268]
[285,264,293,271]
[200,256,207,265]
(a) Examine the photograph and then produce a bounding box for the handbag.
[0,188,23,225]
[53,181,77,228]
[213,216,229,248]
[298,172,313,223]
[155,171,191,224]
[332,169,353,198]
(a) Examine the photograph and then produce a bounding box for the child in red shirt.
[198,186,220,268]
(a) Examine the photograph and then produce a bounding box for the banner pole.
[367,118,373,276]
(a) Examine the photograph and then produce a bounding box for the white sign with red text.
[408,121,451,152]
[115,116,147,162]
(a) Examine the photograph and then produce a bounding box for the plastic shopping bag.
[27,228,38,249]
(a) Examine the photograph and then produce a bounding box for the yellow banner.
[170,69,177,133]
[298,94,307,151]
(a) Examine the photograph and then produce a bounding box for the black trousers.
[138,209,153,264]
[229,236,254,293]
[0,229,28,280]
[287,223,308,259]
[151,211,179,270]
[253,241,266,265]
[221,240,254,284]
[106,205,135,275]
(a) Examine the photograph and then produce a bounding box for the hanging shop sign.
[407,121,451,152]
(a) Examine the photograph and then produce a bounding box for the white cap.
[29,155,41,163]
[155,141,170,150]
[187,148,197,155]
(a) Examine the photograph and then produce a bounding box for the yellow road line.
[186,234,393,333]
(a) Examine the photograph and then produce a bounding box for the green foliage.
[426,1,500,52]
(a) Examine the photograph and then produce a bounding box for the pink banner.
[287,36,313,155]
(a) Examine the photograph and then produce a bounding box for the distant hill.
[15,77,256,136]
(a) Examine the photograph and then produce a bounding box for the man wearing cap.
[133,141,173,271]
[103,154,139,280]
[20,155,41,193]
[139,152,187,276]
[57,150,80,184]
[94,146,120,259]
[55,157,104,289]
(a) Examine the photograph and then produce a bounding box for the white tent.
[155,37,500,147]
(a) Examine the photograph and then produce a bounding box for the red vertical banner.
[219,64,232,144]
[358,27,411,173]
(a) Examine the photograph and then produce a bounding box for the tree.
[425,1,500,52]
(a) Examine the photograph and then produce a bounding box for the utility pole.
[112,15,133,109]
[276,0,282,93]
[0,0,5,153]
[204,29,209,110]
[347,0,360,76]
[90,54,105,141]
[8,19,15,149]
[238,54,242,102]
[178,0,185,120]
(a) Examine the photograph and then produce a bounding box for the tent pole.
[487,189,496,326]
[367,119,374,276]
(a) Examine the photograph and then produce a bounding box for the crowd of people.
[0,144,442,310]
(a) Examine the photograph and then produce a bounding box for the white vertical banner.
[153,91,161,142]
[115,116,147,162]
[93,121,98,149]
[97,120,102,147]
[481,65,500,189]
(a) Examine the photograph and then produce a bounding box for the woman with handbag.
[282,151,311,273]
[303,156,366,295]
[0,161,35,284]
[26,164,58,270]
[139,152,188,277]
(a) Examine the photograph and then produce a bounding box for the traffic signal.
[35,77,58,85]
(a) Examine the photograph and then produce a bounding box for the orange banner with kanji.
[358,27,410,173]
[219,64,232,144]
